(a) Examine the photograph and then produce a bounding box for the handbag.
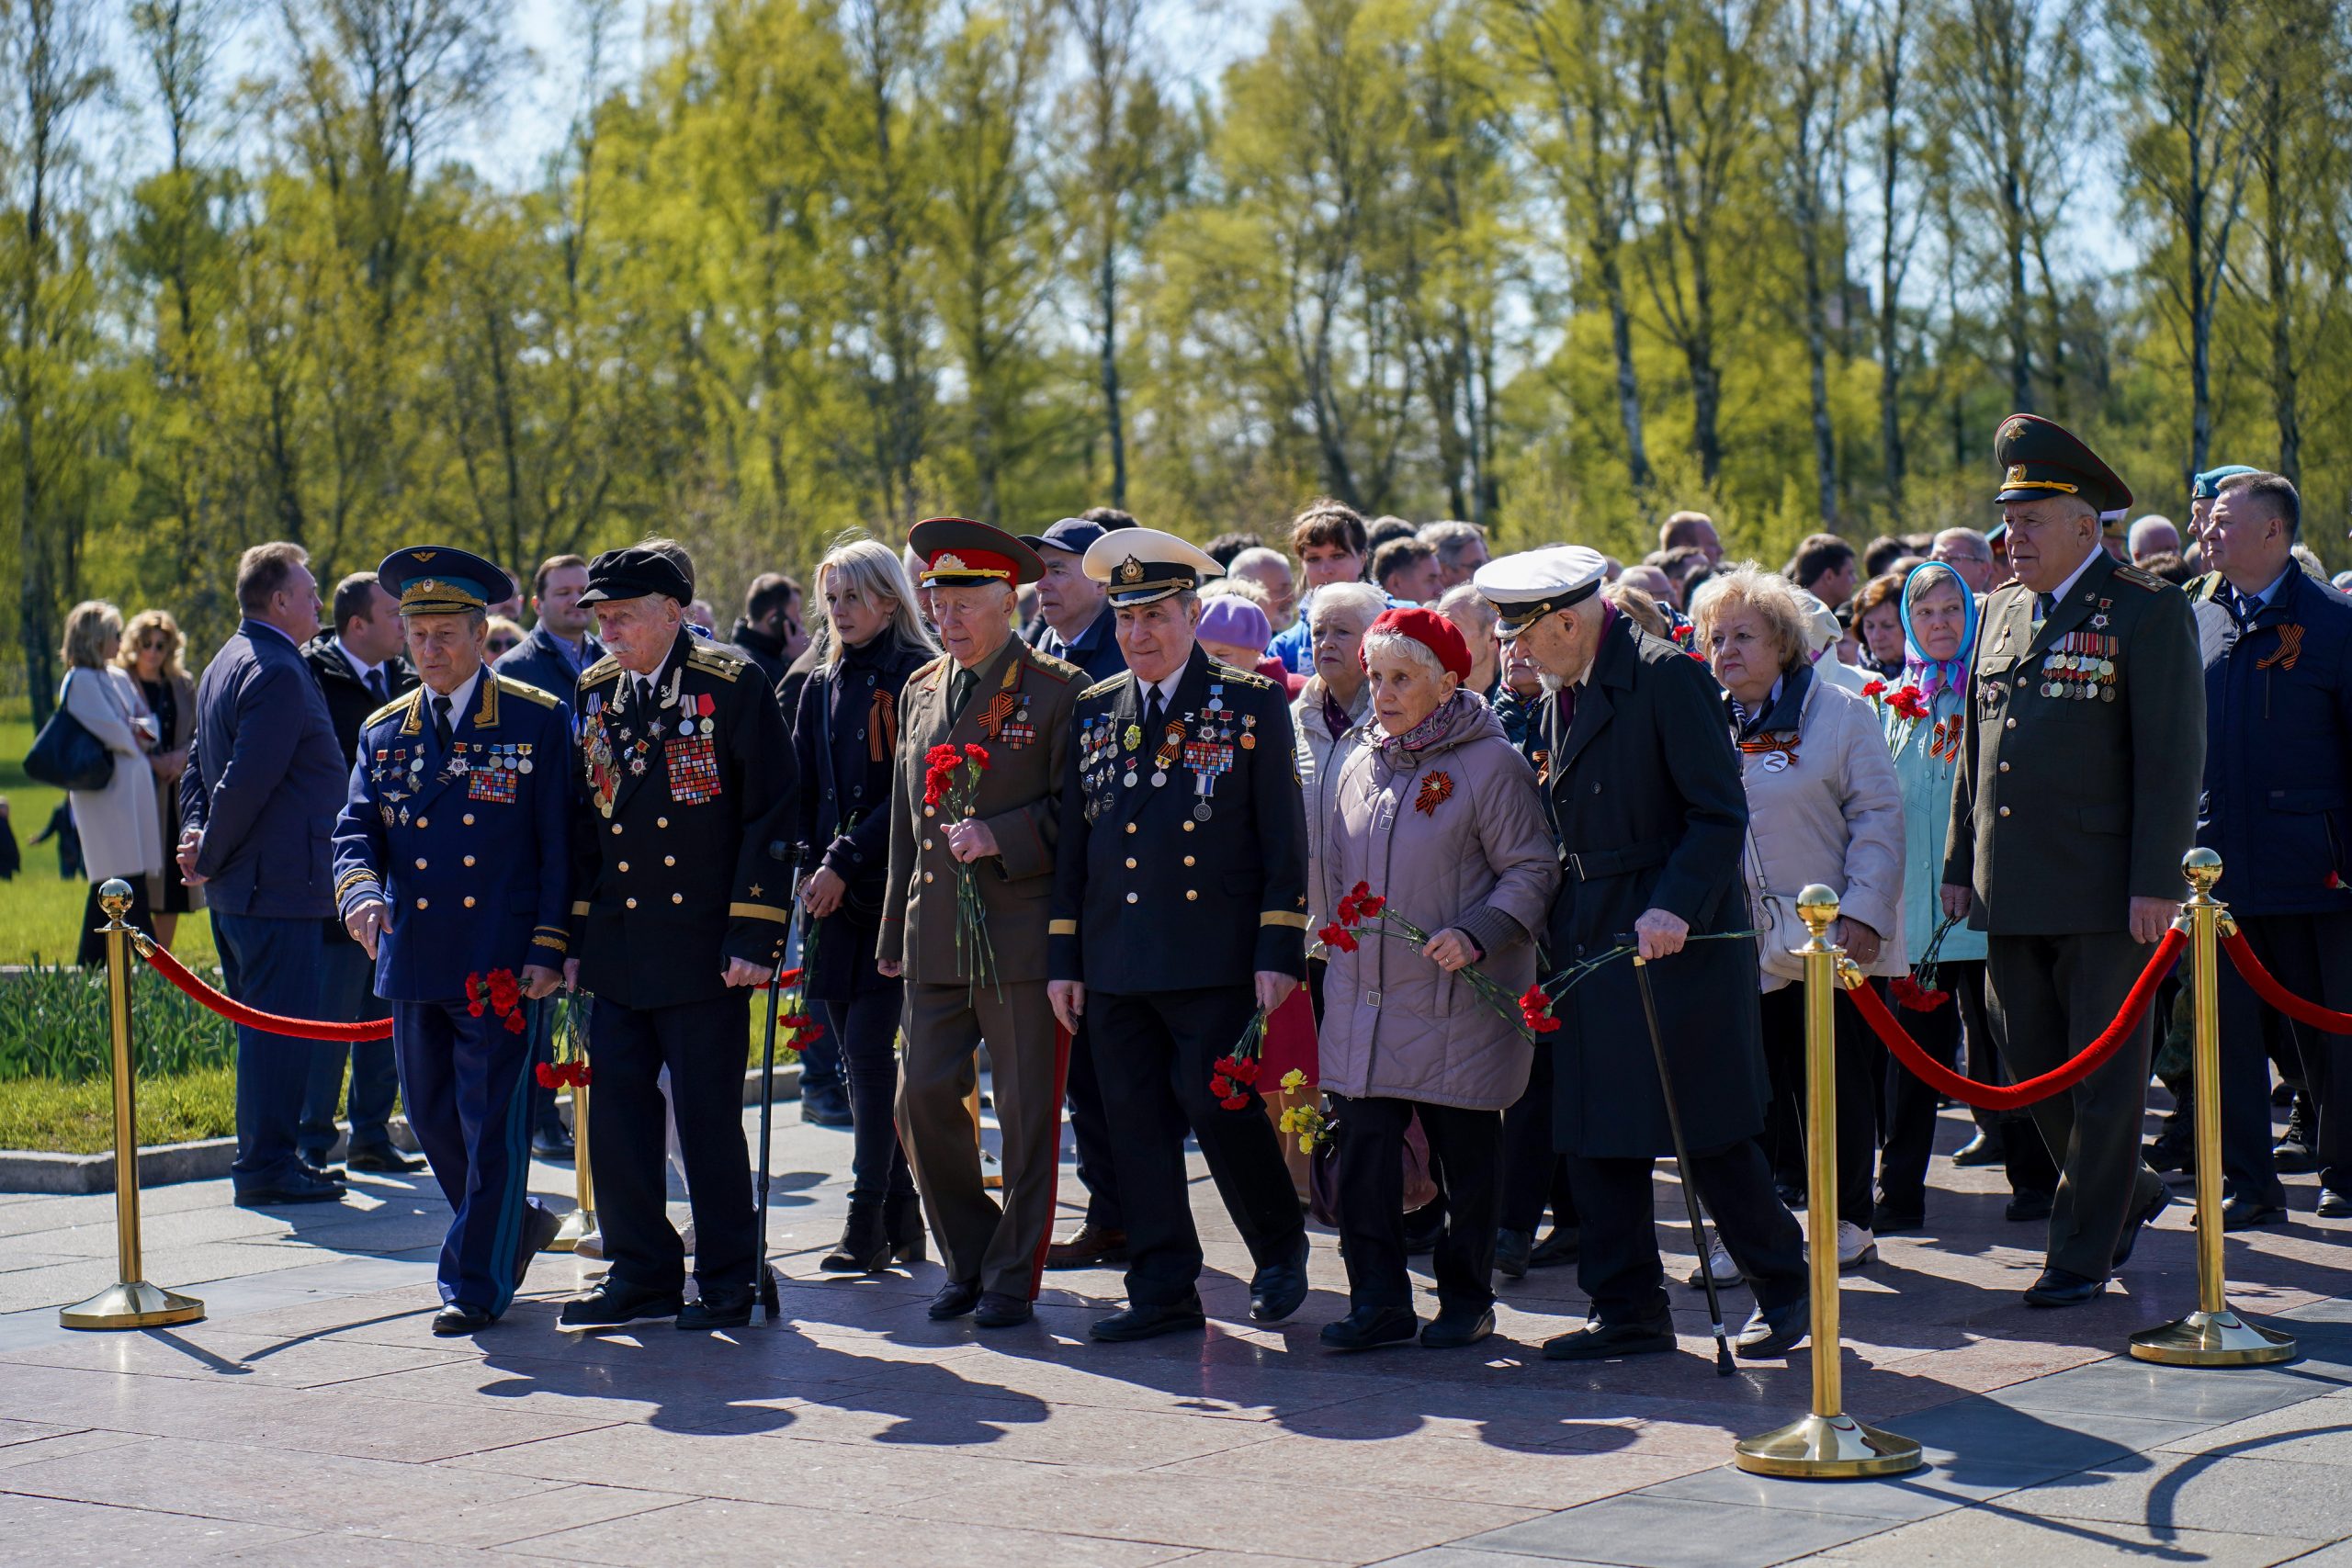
[25,671,117,792]
[1307,1105,1441,1228]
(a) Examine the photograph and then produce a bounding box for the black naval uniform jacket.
[1049,644,1310,992]
[570,628,798,1010]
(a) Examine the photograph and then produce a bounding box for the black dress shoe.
[1249,1234,1310,1323]
[1494,1228,1533,1280]
[1044,1224,1129,1269]
[2006,1189,2054,1223]
[558,1280,684,1332]
[1091,1298,1207,1342]
[2276,1095,2316,1173]
[1542,1314,1676,1361]
[928,1278,984,1320]
[1319,1305,1419,1351]
[347,1142,425,1174]
[2111,1185,2171,1269]
[2319,1190,2352,1219]
[234,1170,347,1207]
[1872,1201,1925,1235]
[1735,1297,1810,1359]
[2023,1267,2107,1307]
[514,1203,563,1286]
[298,1156,346,1182]
[1774,1180,1807,1210]
[2217,1195,2288,1231]
[677,1286,755,1331]
[531,1127,575,1162]
[799,1082,855,1128]
[432,1303,494,1337]
[1420,1304,1495,1350]
[1528,1226,1579,1268]
[973,1292,1034,1328]
[1951,1131,2006,1168]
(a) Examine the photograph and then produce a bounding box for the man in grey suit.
[179,542,355,1208]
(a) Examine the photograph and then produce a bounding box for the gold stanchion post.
[2130,849,2296,1366]
[1736,885,1920,1478]
[60,881,205,1331]
[550,1080,596,1251]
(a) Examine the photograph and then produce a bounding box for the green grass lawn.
[0,1066,240,1155]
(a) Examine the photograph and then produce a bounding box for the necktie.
[2033,592,2056,633]
[637,678,656,715]
[431,694,453,750]
[2232,586,2260,626]
[948,665,978,723]
[365,668,387,705]
[1143,686,1166,747]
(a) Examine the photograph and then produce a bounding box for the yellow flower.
[1280,1067,1306,1093]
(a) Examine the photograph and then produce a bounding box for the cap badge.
[416,579,443,596]
[410,550,436,563]
[2005,465,2030,487]
[2001,418,2030,443]
[934,552,969,573]
[1116,557,1144,584]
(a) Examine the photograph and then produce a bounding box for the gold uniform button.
[463,855,476,867]
[416,818,429,829]
[611,823,623,835]
[1182,855,1195,867]
[1125,822,1137,835]
[2006,717,2018,729]
[672,893,684,905]
[657,817,670,829]
[416,897,430,910]
[665,855,676,867]
[1998,761,2010,773]
[1185,889,1198,901]
[626,897,639,908]
[1999,806,2012,818]
[924,871,935,884]
[1125,892,1139,905]
[1182,820,1195,833]
[1125,857,1137,870]
[618,862,630,873]
[2018,677,2029,688]
[413,857,428,870]
[923,839,933,850]
[463,814,475,826]
[463,896,477,908]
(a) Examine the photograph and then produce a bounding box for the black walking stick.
[1626,941,1737,1377]
[753,866,805,1327]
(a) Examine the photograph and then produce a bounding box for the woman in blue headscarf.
[1873,561,2055,1230]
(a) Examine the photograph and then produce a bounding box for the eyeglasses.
[487,638,519,654]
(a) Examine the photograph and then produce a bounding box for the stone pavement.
[5,1093,2352,1568]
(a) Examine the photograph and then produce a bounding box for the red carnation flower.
[1210,1075,1236,1100]
[1219,1093,1250,1111]
[1231,1058,1260,1085]
[964,742,990,768]
[535,1063,559,1089]
[467,1000,486,1019]
[1861,679,1887,699]
[504,1010,526,1033]
[926,743,960,769]
[1318,922,1358,953]
[1356,893,1386,919]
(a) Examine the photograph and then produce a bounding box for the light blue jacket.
[1886,680,1985,966]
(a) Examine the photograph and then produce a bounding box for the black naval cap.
[580,545,693,606]
[377,546,514,617]
[908,516,1046,590]
[1993,412,2132,513]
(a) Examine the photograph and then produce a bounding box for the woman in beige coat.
[59,601,164,966]
[1316,608,1560,1353]
[1698,566,1905,1274]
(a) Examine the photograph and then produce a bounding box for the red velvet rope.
[138,940,394,1042]
[1846,927,2186,1111]
[2222,929,2352,1033]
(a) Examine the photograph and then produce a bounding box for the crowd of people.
[64,408,2341,1357]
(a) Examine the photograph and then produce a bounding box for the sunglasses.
[487,638,520,654]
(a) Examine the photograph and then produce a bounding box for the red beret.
[1363,605,1473,683]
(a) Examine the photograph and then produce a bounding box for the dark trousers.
[299,934,399,1159]
[589,989,757,1297]
[2218,910,2352,1206]
[1064,1021,1125,1231]
[1567,1138,1807,1325]
[1500,1042,1577,1234]
[1336,1094,1500,1314]
[1090,986,1306,1309]
[1759,981,1879,1224]
[1880,960,2060,1210]
[1985,931,2169,1280]
[820,985,914,1205]
[521,994,571,1142]
[392,997,549,1314]
[216,912,327,1192]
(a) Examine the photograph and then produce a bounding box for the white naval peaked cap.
[1082,527,1226,608]
[1474,546,1610,641]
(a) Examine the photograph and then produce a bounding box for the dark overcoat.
[1536,614,1769,1158]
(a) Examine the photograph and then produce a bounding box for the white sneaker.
[573,1229,605,1261]
[1834,1221,1878,1270]
[679,1220,697,1258]
[1685,1239,1739,1288]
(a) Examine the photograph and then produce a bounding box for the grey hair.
[1307,581,1388,631]
[1419,519,1487,568]
[810,535,938,670]
[1227,546,1290,579]
[1361,626,1446,681]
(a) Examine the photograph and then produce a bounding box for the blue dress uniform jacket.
[330,674,574,999]
[1049,645,1311,989]
[180,622,348,919]
[2193,567,2352,916]
[570,629,798,1008]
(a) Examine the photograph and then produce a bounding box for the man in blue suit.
[334,546,574,1335]
[179,542,352,1208]
[2195,472,2352,1226]
[495,552,604,1160]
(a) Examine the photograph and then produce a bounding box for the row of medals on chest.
[2034,636,2118,703]
[374,738,534,804]
[1080,685,1255,823]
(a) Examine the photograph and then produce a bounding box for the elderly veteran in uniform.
[1942,414,2204,1307]
[557,545,798,1333]
[1315,607,1559,1351]
[1049,529,1313,1342]
[1476,546,1810,1362]
[880,518,1084,1330]
[333,547,573,1336]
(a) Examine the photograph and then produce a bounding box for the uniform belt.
[1564,840,1672,882]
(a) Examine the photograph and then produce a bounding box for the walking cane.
[753,866,805,1327]
[1626,941,1736,1377]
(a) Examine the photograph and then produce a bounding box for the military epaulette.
[911,655,950,686]
[494,674,560,708]
[1210,662,1274,690]
[2188,571,2224,604]
[580,655,622,686]
[2111,562,2169,592]
[365,689,421,729]
[686,639,746,682]
[1023,647,1081,684]
[1080,673,1129,701]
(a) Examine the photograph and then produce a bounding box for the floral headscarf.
[1897,560,1976,701]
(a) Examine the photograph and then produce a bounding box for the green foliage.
[0,966,238,1082]
[0,1064,239,1154]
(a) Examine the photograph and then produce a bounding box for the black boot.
[884,1192,928,1266]
[821,1195,892,1274]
